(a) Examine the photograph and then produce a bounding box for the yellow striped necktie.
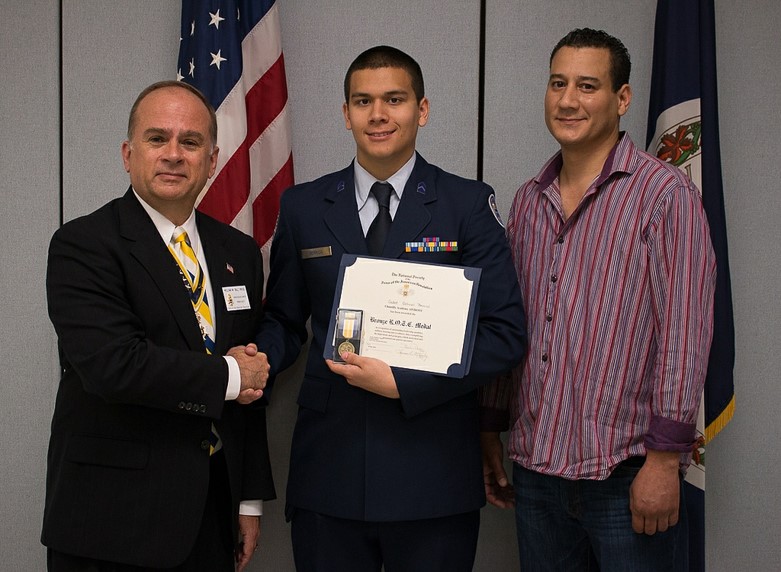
[169,227,221,454]
[169,228,216,353]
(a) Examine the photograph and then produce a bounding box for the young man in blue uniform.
[256,46,526,571]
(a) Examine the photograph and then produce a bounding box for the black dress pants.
[290,506,480,572]
[48,452,234,572]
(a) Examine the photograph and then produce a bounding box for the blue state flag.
[646,1,735,570]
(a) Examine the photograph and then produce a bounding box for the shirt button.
[200,440,211,451]
[551,275,558,283]
[557,236,564,244]
[546,314,553,322]
[542,353,549,362]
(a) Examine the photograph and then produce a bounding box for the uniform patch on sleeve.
[488,193,504,228]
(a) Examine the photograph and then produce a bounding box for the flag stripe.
[178,0,294,255]
[253,154,294,244]
[205,4,285,178]
[230,106,293,241]
[248,103,293,204]
[198,53,290,223]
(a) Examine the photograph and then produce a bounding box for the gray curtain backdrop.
[1,1,778,570]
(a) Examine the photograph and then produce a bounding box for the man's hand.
[629,449,681,535]
[227,344,269,404]
[242,343,259,357]
[481,432,514,508]
[326,352,399,398]
[235,514,260,572]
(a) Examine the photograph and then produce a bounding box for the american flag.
[177,0,294,286]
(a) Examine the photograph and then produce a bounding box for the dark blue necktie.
[366,182,394,256]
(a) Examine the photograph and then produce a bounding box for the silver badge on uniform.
[488,193,504,228]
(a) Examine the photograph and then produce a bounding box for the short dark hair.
[343,45,425,103]
[127,80,218,147]
[550,28,631,91]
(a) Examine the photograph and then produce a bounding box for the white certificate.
[323,255,481,377]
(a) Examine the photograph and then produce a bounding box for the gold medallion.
[337,341,355,355]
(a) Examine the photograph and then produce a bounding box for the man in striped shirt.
[480,29,716,571]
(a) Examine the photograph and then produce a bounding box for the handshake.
[226,343,269,405]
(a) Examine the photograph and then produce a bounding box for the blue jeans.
[513,461,688,572]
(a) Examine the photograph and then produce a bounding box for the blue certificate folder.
[323,254,482,378]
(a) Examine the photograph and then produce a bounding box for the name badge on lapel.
[301,246,333,259]
[222,286,251,311]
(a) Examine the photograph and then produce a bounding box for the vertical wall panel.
[482,10,656,566]
[707,1,781,569]
[0,0,60,569]
[261,2,484,570]
[485,1,781,570]
[61,0,181,221]
[483,1,655,215]
[278,0,481,185]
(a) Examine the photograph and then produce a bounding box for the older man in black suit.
[42,81,275,571]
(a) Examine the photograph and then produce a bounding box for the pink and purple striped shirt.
[482,134,716,479]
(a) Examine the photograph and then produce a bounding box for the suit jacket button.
[185,402,193,411]
[200,405,207,413]
[200,440,211,451]
[178,402,185,409]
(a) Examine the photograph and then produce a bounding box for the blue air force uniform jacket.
[257,154,525,522]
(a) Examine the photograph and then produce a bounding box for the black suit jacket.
[257,154,526,522]
[41,190,275,568]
